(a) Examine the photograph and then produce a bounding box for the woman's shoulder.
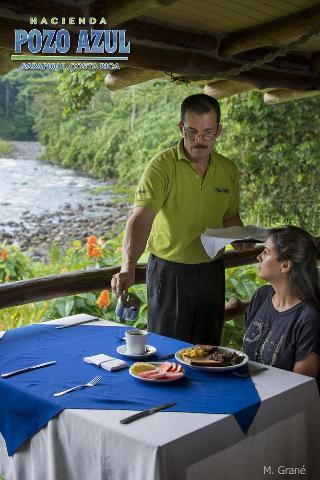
[297,301,320,324]
[251,284,274,304]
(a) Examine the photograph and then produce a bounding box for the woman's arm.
[293,352,320,377]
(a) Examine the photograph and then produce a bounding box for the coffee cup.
[125,329,148,355]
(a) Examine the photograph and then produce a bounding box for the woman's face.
[257,237,284,281]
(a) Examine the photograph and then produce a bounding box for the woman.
[243,225,320,379]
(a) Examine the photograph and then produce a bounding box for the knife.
[1,361,56,378]
[120,402,176,424]
[56,318,100,329]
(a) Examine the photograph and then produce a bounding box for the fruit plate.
[129,362,185,383]
[175,346,249,372]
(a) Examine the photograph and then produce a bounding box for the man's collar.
[177,138,190,162]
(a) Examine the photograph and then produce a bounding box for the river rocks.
[1,141,132,261]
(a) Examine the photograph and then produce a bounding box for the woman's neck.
[270,282,301,312]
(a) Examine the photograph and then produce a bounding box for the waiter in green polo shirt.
[112,93,248,345]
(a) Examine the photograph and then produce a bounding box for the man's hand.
[231,242,256,251]
[111,270,136,298]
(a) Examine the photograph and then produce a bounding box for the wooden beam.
[105,67,166,90]
[204,80,254,99]
[0,2,83,22]
[264,89,320,105]
[219,5,320,57]
[125,44,320,91]
[98,0,179,27]
[120,19,217,52]
[0,247,263,309]
[311,52,320,73]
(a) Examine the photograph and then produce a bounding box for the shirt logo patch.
[215,186,230,193]
[135,189,151,200]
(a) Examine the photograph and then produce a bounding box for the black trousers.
[146,254,225,345]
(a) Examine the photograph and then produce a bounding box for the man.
[112,93,246,345]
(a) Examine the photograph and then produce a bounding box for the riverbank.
[0,141,132,261]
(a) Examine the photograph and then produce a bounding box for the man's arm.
[223,213,242,228]
[111,206,155,297]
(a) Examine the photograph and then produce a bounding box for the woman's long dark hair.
[267,226,320,309]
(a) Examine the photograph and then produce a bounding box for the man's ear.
[178,121,184,134]
[280,260,293,273]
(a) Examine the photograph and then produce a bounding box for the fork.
[54,375,102,397]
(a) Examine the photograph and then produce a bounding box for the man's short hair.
[181,94,221,124]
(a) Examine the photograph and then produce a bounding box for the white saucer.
[116,344,157,359]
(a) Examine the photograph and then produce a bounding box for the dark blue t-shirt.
[243,285,320,371]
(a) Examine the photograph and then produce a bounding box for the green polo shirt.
[134,138,240,264]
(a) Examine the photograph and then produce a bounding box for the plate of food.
[175,345,248,371]
[129,361,185,383]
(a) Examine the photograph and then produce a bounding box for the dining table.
[0,314,319,480]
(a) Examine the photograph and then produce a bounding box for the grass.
[0,139,13,156]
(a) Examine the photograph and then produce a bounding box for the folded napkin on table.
[53,314,99,328]
[84,354,128,371]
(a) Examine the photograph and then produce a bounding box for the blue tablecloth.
[0,324,261,456]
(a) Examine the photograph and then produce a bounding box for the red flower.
[1,250,8,262]
[97,289,111,309]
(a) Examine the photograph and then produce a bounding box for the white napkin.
[54,314,99,328]
[201,225,267,258]
[0,331,6,339]
[83,354,128,371]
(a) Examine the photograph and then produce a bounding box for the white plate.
[175,346,248,372]
[129,362,185,383]
[116,344,157,359]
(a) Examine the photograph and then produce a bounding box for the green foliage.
[219,92,320,234]
[0,70,53,140]
[0,139,13,155]
[33,76,200,181]
[29,72,320,232]
[56,70,104,116]
[0,302,50,331]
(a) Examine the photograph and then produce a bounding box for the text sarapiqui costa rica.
[14,29,130,55]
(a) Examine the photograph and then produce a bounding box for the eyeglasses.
[182,125,218,142]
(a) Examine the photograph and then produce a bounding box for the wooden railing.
[0,246,263,318]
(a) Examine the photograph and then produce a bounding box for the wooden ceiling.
[1,0,320,103]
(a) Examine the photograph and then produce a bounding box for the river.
[0,141,130,260]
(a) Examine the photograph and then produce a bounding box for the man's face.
[179,110,221,162]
